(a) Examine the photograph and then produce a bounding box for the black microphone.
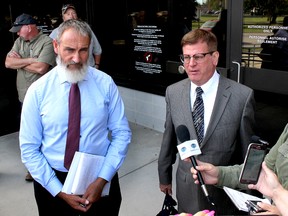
[176,125,215,206]
[251,135,269,145]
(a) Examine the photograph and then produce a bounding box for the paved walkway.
[0,122,177,216]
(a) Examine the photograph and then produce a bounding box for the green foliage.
[192,14,286,33]
[244,0,288,24]
[206,0,223,10]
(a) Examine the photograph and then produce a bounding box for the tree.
[244,0,288,24]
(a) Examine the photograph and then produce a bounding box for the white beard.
[56,56,88,83]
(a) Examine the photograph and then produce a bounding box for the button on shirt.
[19,66,131,196]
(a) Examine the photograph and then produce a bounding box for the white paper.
[223,186,270,212]
[62,151,110,196]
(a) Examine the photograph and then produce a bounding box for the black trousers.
[33,170,121,216]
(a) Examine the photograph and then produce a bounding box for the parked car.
[200,19,218,31]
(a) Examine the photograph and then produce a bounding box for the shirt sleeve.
[19,82,63,197]
[91,32,102,55]
[218,164,248,190]
[36,36,56,67]
[49,28,58,39]
[97,77,131,181]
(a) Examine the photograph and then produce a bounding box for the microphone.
[251,135,269,145]
[176,125,215,206]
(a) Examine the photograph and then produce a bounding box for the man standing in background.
[49,4,102,69]
[5,13,56,181]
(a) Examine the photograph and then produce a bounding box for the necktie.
[192,87,204,144]
[64,83,81,169]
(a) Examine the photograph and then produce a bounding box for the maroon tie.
[64,83,81,169]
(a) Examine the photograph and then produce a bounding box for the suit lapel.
[202,76,231,146]
[180,79,198,140]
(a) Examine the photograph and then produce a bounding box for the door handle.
[232,61,240,83]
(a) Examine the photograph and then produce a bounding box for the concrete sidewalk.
[0,122,177,216]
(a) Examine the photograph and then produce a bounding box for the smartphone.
[245,200,266,213]
[239,143,268,184]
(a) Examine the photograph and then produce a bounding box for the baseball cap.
[9,13,37,33]
[62,4,76,15]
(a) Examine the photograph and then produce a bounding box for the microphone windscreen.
[176,125,190,143]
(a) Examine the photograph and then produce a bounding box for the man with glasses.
[49,4,102,69]
[158,29,256,214]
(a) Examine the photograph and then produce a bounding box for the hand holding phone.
[245,200,266,213]
[239,143,268,184]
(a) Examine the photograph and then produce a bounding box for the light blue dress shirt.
[19,66,131,197]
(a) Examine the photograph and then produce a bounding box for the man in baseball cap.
[6,13,55,182]
[62,4,76,15]
[50,3,102,68]
[10,13,37,33]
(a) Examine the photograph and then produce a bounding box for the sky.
[197,0,207,4]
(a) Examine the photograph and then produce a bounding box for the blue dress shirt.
[19,66,131,197]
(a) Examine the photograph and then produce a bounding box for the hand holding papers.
[62,151,110,196]
[223,186,270,212]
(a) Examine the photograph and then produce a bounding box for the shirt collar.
[190,70,220,95]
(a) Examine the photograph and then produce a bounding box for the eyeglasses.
[180,51,215,64]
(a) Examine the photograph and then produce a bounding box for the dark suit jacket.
[158,75,256,214]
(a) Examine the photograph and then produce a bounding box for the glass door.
[228,0,288,95]
[226,0,288,144]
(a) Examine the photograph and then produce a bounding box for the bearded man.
[19,19,131,216]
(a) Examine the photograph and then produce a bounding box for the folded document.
[62,151,110,196]
[223,186,270,212]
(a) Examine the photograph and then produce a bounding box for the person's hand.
[248,161,281,198]
[175,213,192,216]
[81,177,108,210]
[159,183,172,195]
[190,160,219,185]
[247,162,282,216]
[57,192,90,212]
[250,202,281,215]
[175,210,215,216]
[194,209,215,216]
